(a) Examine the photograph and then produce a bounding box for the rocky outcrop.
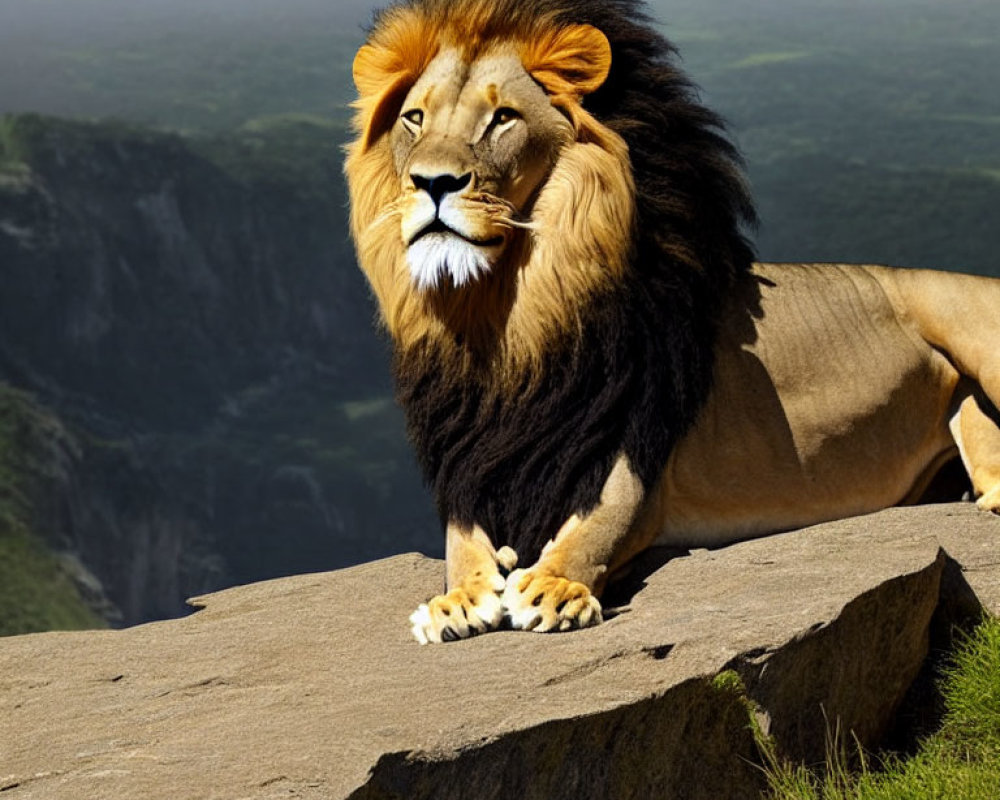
[2,504,996,800]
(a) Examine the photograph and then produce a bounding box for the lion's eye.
[492,107,520,127]
[401,109,424,128]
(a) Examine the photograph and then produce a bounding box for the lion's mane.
[347,0,756,563]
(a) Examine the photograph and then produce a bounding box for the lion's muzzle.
[403,171,507,291]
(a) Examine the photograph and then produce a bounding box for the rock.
[1,503,997,800]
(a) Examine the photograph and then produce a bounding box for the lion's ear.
[522,24,612,98]
[352,32,435,150]
[352,44,412,150]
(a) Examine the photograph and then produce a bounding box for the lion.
[345,0,1000,644]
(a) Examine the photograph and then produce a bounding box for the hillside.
[2,1,998,275]
[0,113,438,629]
[664,0,1000,274]
[0,384,108,635]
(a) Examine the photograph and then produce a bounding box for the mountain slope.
[0,113,438,629]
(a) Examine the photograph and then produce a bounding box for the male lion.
[345,0,1000,644]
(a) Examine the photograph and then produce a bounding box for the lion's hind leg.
[951,391,1000,514]
[502,454,657,633]
[891,268,1000,513]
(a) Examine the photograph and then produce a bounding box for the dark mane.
[387,0,757,564]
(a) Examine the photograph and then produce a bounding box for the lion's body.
[658,262,1000,546]
[346,0,1000,643]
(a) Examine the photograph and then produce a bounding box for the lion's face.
[347,7,635,362]
[391,48,573,291]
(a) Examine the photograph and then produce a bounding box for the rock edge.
[1,503,997,800]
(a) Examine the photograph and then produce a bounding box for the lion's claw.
[501,568,603,633]
[409,572,505,644]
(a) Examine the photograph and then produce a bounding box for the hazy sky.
[0,0,969,45]
[0,0,980,60]
[0,0,373,42]
[1,0,996,129]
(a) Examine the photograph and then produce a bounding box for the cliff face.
[0,113,438,627]
[0,113,374,425]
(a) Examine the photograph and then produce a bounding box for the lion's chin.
[407,233,497,291]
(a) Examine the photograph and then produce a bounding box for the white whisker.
[365,203,403,236]
[407,234,493,290]
[496,217,538,231]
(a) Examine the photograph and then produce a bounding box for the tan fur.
[954,396,1000,511]
[656,263,1000,546]
[438,260,1000,643]
[410,522,515,644]
[504,263,1000,632]
[531,455,648,594]
[345,10,633,377]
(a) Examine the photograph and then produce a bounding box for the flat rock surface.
[1,503,997,800]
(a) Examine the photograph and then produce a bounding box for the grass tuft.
[763,616,1000,800]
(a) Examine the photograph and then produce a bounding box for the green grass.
[0,532,105,636]
[0,384,106,636]
[764,617,1000,800]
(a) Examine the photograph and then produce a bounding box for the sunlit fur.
[345,0,634,374]
[346,0,756,565]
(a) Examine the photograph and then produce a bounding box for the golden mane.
[344,0,634,376]
[345,0,756,570]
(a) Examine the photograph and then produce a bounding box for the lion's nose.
[411,171,473,207]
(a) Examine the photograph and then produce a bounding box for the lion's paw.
[976,485,1000,515]
[501,568,603,633]
[410,572,506,644]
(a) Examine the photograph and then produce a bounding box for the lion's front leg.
[409,576,505,643]
[410,523,517,644]
[502,455,657,633]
